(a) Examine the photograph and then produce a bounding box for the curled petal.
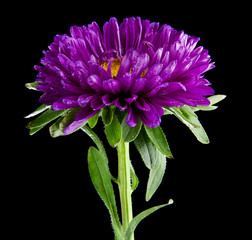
[64,106,99,135]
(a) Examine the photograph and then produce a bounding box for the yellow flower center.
[101,58,146,78]
[101,59,122,78]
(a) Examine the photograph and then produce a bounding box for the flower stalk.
[117,140,134,240]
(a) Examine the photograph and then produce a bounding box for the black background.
[10,2,247,239]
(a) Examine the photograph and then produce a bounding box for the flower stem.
[117,140,134,240]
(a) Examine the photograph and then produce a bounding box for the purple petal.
[90,94,105,110]
[64,106,98,135]
[78,94,93,107]
[150,95,184,107]
[135,97,151,111]
[52,96,79,110]
[160,60,177,81]
[130,77,147,93]
[39,92,63,105]
[102,93,116,106]
[144,63,163,79]
[126,106,138,127]
[169,92,210,107]
[102,79,120,94]
[86,74,103,92]
[103,17,122,58]
[118,72,134,92]
[138,109,161,128]
[130,51,150,77]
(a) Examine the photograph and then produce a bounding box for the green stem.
[117,140,134,240]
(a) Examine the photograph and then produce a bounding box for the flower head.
[34,17,215,134]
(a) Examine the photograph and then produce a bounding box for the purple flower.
[35,17,215,134]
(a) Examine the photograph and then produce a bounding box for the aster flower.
[25,17,225,240]
[33,17,215,134]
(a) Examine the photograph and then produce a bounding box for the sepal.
[25,82,39,90]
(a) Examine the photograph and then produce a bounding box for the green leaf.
[208,94,226,105]
[27,108,67,129]
[144,125,173,159]
[81,125,109,167]
[146,150,166,201]
[191,95,226,112]
[102,106,114,126]
[25,104,50,118]
[88,112,100,128]
[59,108,81,133]
[49,117,65,138]
[25,82,39,90]
[169,107,200,129]
[130,163,139,193]
[169,107,209,144]
[29,124,47,135]
[124,199,174,240]
[88,147,123,239]
[122,117,142,142]
[105,115,122,147]
[134,127,157,169]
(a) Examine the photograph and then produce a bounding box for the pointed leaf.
[105,115,122,147]
[25,104,50,118]
[130,162,139,193]
[168,107,200,128]
[59,108,81,132]
[146,150,166,201]
[81,125,109,168]
[25,82,39,90]
[144,125,173,159]
[122,116,142,142]
[170,107,209,144]
[27,108,67,129]
[88,147,123,239]
[191,95,226,112]
[208,94,226,105]
[88,111,100,128]
[124,199,174,240]
[29,124,47,135]
[134,127,157,169]
[49,117,65,138]
[102,106,114,126]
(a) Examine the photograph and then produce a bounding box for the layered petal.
[34,17,215,133]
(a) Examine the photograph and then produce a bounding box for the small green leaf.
[25,104,50,118]
[144,125,173,159]
[105,115,122,147]
[169,107,200,128]
[88,147,123,239]
[130,163,139,193]
[88,112,100,128]
[170,107,209,144]
[124,199,174,240]
[195,105,218,111]
[27,108,67,129]
[102,106,114,126]
[59,108,81,133]
[191,95,226,112]
[25,82,39,90]
[81,125,109,168]
[49,117,65,138]
[122,117,142,142]
[134,127,157,169]
[146,150,166,201]
[29,124,47,135]
[208,94,226,105]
